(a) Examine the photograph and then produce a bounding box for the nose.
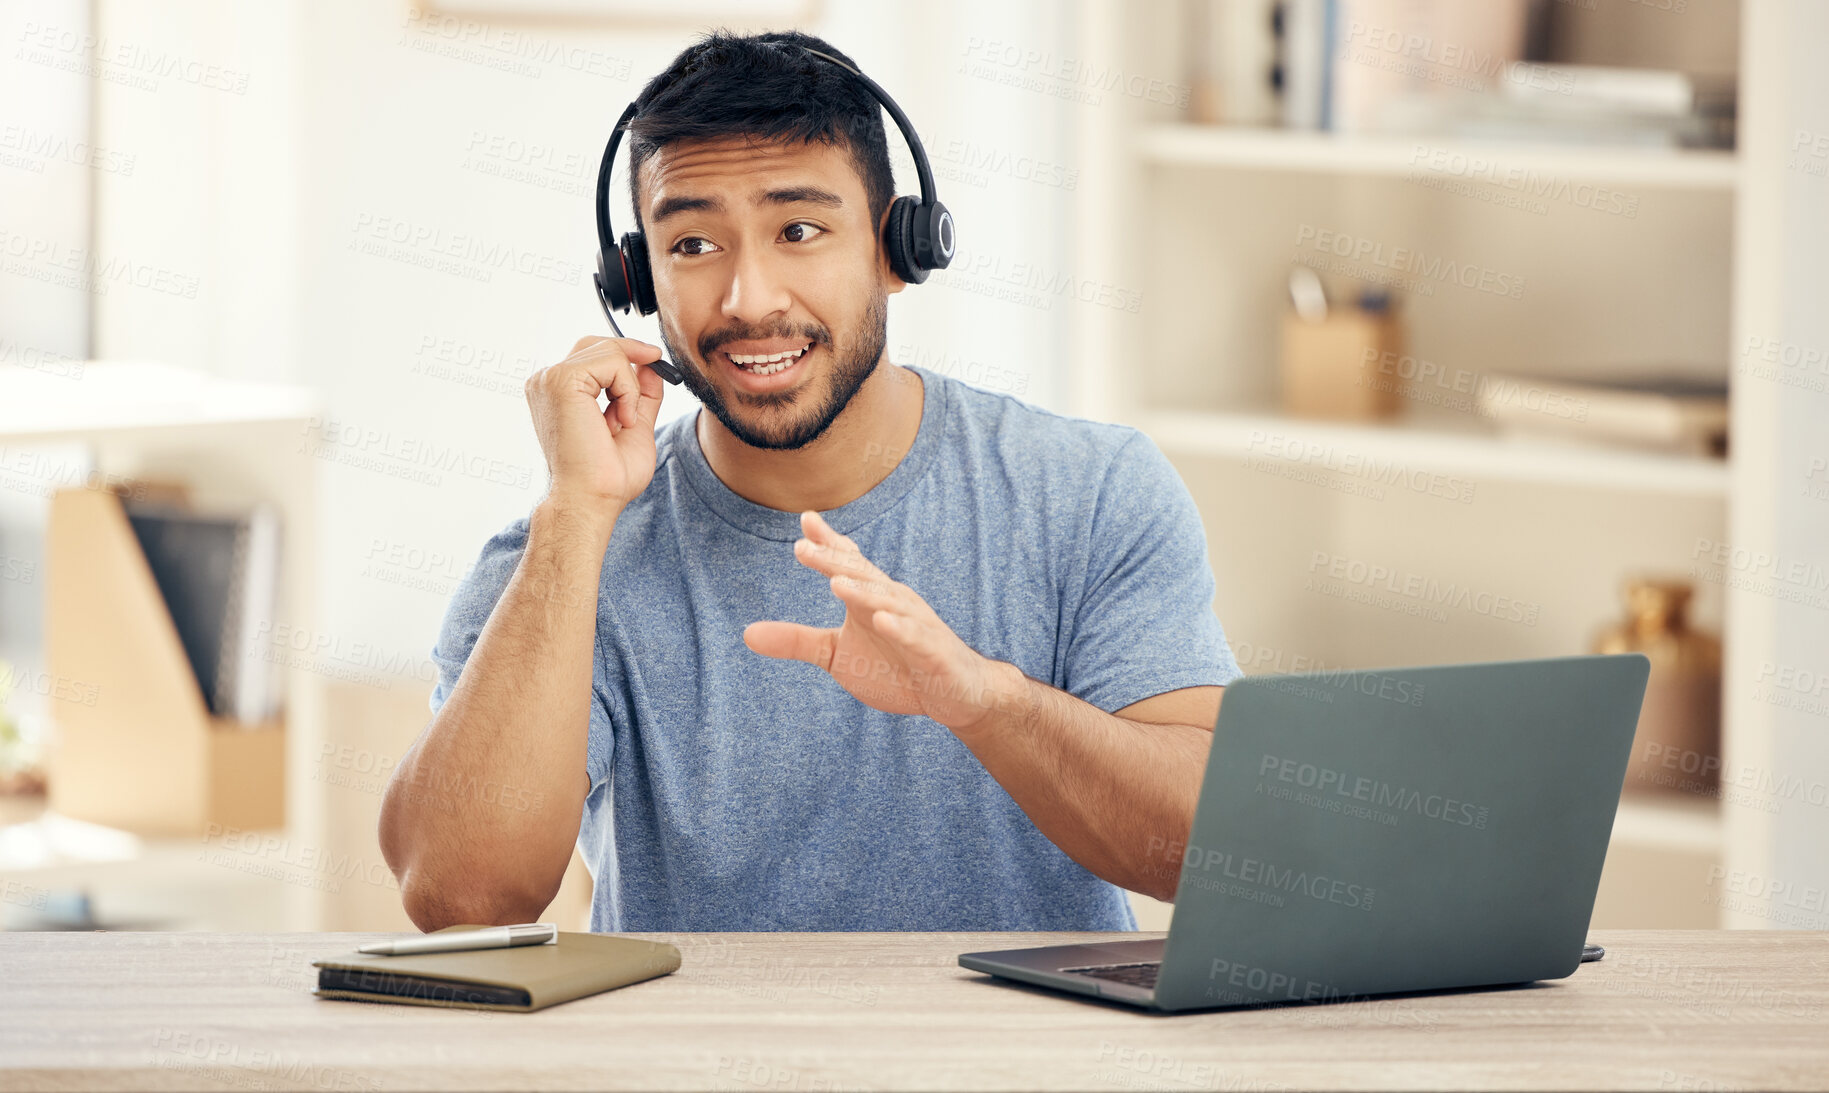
[719,238,793,327]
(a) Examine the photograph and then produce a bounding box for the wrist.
[951,659,1035,742]
[532,491,621,549]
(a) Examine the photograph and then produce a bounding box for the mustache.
[700,325,829,359]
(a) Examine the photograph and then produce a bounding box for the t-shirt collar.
[676,364,947,542]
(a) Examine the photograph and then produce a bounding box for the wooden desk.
[1,930,1824,1090]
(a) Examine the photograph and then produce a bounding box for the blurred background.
[1,0,1824,936]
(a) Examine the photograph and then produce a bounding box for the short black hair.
[625,30,894,240]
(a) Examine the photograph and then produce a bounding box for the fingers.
[800,509,848,548]
[604,361,639,431]
[632,358,667,429]
[829,572,911,619]
[536,337,646,402]
[823,558,947,665]
[565,335,662,365]
[552,337,664,431]
[599,359,665,436]
[793,511,887,581]
[871,609,930,652]
[742,620,836,671]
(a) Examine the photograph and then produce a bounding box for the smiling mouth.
[720,341,813,377]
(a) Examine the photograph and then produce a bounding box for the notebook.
[313,929,680,1012]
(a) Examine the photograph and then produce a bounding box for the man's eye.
[672,237,718,256]
[783,222,825,243]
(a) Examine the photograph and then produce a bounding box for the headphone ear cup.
[620,231,659,315]
[596,247,631,313]
[883,196,926,286]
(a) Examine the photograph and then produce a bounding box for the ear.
[877,203,909,296]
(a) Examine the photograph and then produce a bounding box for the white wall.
[0,0,92,360]
[0,0,94,735]
[1724,0,1829,928]
[85,0,1080,672]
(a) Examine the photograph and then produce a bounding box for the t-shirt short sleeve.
[1061,429,1242,714]
[428,517,618,792]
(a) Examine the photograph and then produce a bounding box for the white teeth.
[728,343,810,373]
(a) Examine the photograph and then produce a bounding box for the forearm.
[952,665,1209,903]
[380,496,617,928]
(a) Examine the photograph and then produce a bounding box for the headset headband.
[593,101,639,268]
[596,50,943,260]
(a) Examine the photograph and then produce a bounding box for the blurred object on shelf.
[2,887,95,931]
[1280,271,1402,421]
[1181,0,1739,145]
[1287,263,1328,322]
[1595,578,1721,797]
[1505,64,1725,117]
[1462,65,1734,148]
[1277,0,1330,130]
[1329,0,1529,135]
[1187,0,1220,123]
[0,662,46,798]
[0,881,169,930]
[1337,62,1734,147]
[0,807,141,871]
[1476,374,1728,457]
[124,478,196,508]
[1190,0,1281,125]
[1541,0,1741,88]
[122,498,284,725]
[45,488,285,835]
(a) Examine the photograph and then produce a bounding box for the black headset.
[592,46,956,385]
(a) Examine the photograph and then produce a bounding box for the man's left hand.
[742,510,1027,734]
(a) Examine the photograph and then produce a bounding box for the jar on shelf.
[1594,578,1722,796]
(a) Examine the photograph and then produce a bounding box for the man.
[378,29,1241,933]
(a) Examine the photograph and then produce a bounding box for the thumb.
[632,361,667,429]
[743,620,835,671]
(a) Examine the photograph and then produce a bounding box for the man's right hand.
[525,336,669,512]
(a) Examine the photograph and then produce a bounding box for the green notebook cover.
[312,928,680,1013]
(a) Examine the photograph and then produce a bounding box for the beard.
[660,289,888,452]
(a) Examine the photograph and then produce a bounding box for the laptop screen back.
[1153,654,1648,1011]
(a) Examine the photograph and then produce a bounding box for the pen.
[357,922,557,956]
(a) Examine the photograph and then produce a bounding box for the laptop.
[959,653,1649,1013]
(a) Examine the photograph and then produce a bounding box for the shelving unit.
[1068,4,1760,928]
[0,362,318,437]
[45,487,286,835]
[0,361,323,930]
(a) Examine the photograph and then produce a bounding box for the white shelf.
[0,362,318,439]
[1141,407,1729,497]
[1137,125,1741,191]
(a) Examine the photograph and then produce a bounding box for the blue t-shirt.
[429,365,1241,932]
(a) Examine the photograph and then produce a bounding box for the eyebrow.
[650,186,845,224]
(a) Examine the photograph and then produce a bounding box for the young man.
[379,29,1241,933]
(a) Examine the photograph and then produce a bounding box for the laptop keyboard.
[1062,961,1161,989]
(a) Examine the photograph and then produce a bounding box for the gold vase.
[1594,579,1722,796]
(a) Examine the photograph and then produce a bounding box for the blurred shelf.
[1141,407,1729,498]
[1611,793,1723,856]
[1137,125,1741,191]
[0,361,318,439]
[0,801,291,930]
